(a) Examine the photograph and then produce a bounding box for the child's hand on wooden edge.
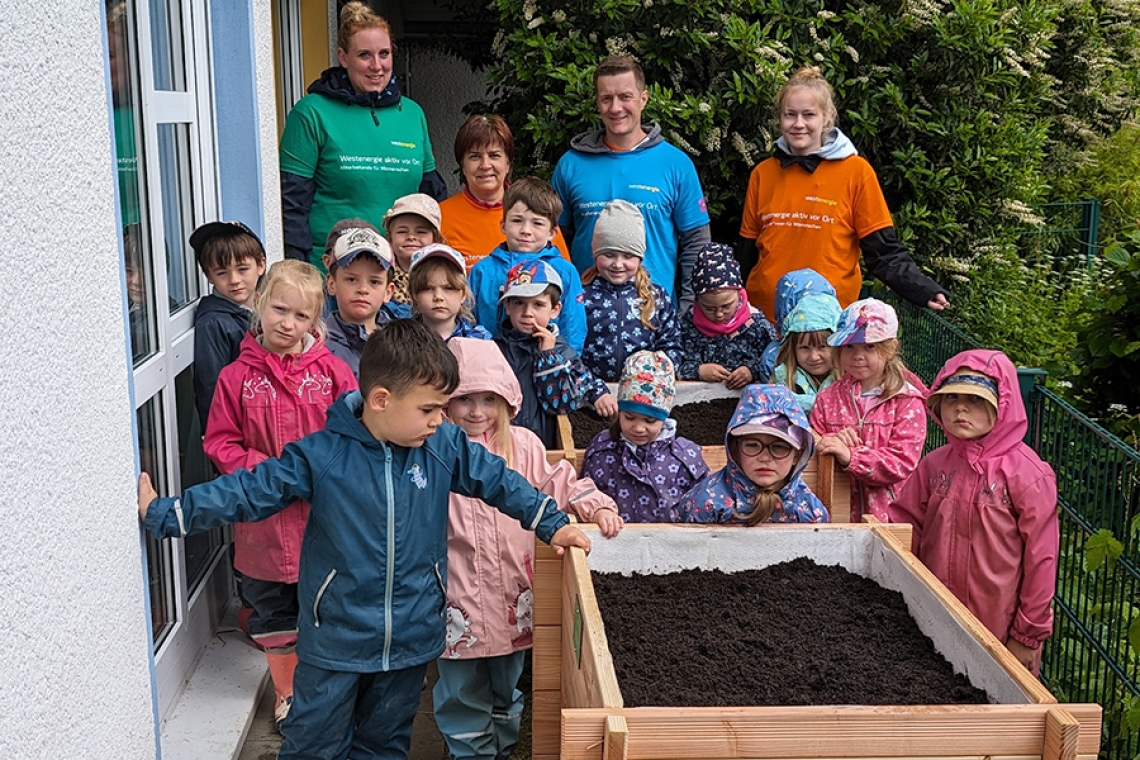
[593,392,618,419]
[698,363,730,383]
[591,507,624,538]
[138,472,158,521]
[725,366,752,390]
[550,524,591,554]
[1006,639,1037,671]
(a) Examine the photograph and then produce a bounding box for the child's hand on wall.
[137,472,158,521]
[699,363,730,383]
[591,507,624,538]
[725,366,752,390]
[593,393,618,418]
[549,524,592,555]
[817,435,853,466]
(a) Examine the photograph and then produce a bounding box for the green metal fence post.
[1079,198,1101,268]
[1017,367,1048,447]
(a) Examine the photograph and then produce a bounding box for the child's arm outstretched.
[137,441,317,536]
[450,434,592,554]
[1007,471,1060,669]
[523,437,622,537]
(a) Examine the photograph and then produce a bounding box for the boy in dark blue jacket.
[190,221,266,426]
[138,320,590,760]
[493,259,615,448]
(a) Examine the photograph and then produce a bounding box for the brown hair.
[253,260,328,341]
[502,177,562,228]
[595,55,645,91]
[728,437,794,526]
[195,229,266,273]
[337,1,391,55]
[775,65,838,133]
[453,114,515,174]
[359,319,460,397]
[772,330,836,387]
[581,265,658,330]
[834,338,909,398]
[408,257,476,323]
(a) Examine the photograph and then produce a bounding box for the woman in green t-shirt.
[279,1,447,272]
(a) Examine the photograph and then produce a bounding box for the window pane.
[138,395,176,645]
[157,123,200,310]
[175,365,225,590]
[149,0,187,91]
[108,2,157,364]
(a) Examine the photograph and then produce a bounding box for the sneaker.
[274,695,293,730]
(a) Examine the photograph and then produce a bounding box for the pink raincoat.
[442,339,617,659]
[810,371,928,521]
[890,350,1058,661]
[204,332,357,582]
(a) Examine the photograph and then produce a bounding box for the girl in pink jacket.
[811,299,927,520]
[204,260,357,725]
[436,338,621,760]
[890,350,1058,674]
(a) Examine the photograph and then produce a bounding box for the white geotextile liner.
[605,380,742,405]
[586,526,1030,704]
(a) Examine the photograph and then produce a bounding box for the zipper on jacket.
[382,445,395,669]
[433,562,446,617]
[371,109,379,127]
[312,568,337,628]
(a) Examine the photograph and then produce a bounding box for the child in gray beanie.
[579,200,683,383]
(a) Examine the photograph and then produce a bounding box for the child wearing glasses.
[676,243,777,389]
[675,384,829,524]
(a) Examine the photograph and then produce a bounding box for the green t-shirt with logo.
[280,93,436,272]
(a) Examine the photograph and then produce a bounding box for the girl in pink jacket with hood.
[890,349,1058,674]
[204,260,357,725]
[811,298,928,520]
[436,338,621,760]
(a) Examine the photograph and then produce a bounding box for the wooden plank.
[816,451,834,513]
[534,554,563,627]
[562,547,623,709]
[557,414,576,457]
[547,448,568,465]
[531,688,562,756]
[1043,707,1080,760]
[559,703,1102,760]
[532,625,561,691]
[871,525,1056,705]
[604,714,629,760]
[860,515,912,549]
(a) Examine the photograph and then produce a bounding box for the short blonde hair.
[254,260,328,341]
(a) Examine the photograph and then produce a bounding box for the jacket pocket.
[313,568,337,628]
[433,562,446,619]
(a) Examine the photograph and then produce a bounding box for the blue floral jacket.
[580,278,683,382]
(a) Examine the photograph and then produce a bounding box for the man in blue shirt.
[551,55,711,314]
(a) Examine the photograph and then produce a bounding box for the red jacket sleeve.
[203,368,270,475]
[889,458,931,552]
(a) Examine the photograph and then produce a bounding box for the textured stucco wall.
[406,46,489,193]
[0,1,158,758]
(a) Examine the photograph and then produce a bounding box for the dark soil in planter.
[592,558,990,707]
[570,397,738,449]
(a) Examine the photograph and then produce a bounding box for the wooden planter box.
[532,524,1101,760]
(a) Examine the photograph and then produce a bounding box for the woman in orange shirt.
[439,115,568,271]
[736,66,948,323]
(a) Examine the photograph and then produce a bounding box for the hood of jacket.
[773,268,838,331]
[569,122,666,154]
[308,66,402,109]
[236,331,327,378]
[724,384,816,489]
[929,349,1027,472]
[488,241,563,266]
[448,337,523,417]
[774,127,857,162]
[324,389,391,449]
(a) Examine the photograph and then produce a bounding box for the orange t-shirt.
[740,156,893,322]
[439,189,570,272]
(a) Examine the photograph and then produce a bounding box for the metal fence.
[885,293,1140,759]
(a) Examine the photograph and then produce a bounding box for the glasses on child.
[738,439,795,460]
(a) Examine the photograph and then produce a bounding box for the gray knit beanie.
[591,199,646,258]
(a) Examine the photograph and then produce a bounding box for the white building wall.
[252,0,283,260]
[0,1,158,757]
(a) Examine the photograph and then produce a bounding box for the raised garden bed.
[569,382,740,449]
[530,524,1102,760]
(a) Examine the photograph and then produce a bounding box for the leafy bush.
[1051,124,1140,241]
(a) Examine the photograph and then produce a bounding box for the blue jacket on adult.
[580,277,684,382]
[675,384,828,524]
[468,242,587,352]
[193,293,252,426]
[143,391,569,673]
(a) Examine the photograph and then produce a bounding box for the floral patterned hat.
[827,298,899,346]
[617,350,676,421]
